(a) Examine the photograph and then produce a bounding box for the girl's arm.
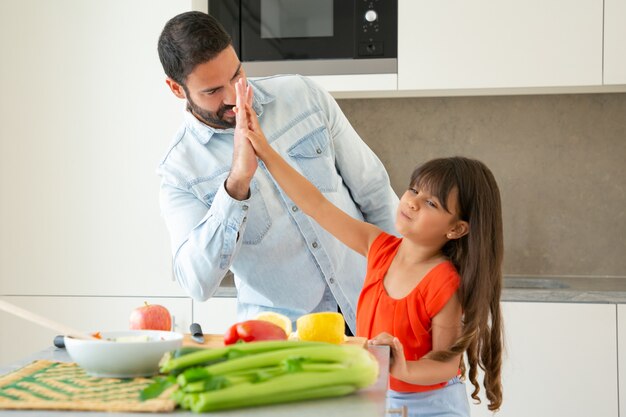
[370,294,463,385]
[235,79,382,256]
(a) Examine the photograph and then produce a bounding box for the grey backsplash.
[336,93,626,279]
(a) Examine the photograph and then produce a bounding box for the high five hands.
[226,77,257,200]
[234,78,272,161]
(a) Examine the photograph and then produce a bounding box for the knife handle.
[190,322,203,336]
[53,335,65,349]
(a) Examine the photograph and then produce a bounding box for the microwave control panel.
[356,0,397,58]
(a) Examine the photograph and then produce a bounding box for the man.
[156,11,398,333]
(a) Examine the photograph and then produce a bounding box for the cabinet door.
[192,297,238,335]
[0,296,192,367]
[468,302,618,417]
[398,0,603,90]
[604,0,626,84]
[0,0,192,298]
[618,305,626,417]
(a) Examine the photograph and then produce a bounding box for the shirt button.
[292,206,298,212]
[242,205,249,211]
[329,278,335,284]
[312,242,318,249]
[316,148,322,154]
[242,216,247,223]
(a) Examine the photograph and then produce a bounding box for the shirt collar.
[185,80,276,145]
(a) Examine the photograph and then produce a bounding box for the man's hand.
[226,77,256,200]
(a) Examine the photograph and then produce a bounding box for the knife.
[189,322,205,344]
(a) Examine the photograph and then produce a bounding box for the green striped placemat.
[0,360,175,412]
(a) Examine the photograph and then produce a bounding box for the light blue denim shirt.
[157,75,398,332]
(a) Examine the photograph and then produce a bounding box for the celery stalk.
[187,360,377,412]
[203,344,360,376]
[160,340,324,373]
[150,341,380,412]
[191,384,357,412]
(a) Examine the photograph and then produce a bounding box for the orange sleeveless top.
[356,232,461,393]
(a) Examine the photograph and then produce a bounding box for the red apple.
[129,302,172,331]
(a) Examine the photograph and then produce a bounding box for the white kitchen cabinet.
[398,0,603,91]
[308,74,397,94]
[604,0,626,84]
[192,297,238,335]
[0,296,192,367]
[468,302,618,417]
[0,1,192,297]
[618,305,626,417]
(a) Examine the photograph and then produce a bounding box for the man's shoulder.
[249,74,322,95]
[158,123,189,167]
[156,122,207,184]
[249,74,330,117]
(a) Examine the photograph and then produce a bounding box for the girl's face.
[395,185,465,245]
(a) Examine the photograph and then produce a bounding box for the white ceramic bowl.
[64,330,183,378]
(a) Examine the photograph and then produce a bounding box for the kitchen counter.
[0,345,390,417]
[501,276,626,303]
[215,274,626,304]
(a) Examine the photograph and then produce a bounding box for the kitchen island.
[0,344,390,416]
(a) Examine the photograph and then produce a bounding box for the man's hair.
[158,11,232,85]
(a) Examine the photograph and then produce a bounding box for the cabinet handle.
[171,315,176,332]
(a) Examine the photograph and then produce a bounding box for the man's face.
[167,46,245,129]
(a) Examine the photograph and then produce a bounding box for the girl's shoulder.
[418,261,461,318]
[367,232,402,269]
[422,261,460,289]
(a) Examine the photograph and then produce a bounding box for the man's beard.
[186,95,236,129]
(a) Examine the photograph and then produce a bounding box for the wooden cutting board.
[182,334,367,348]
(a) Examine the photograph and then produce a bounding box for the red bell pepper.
[223,320,287,345]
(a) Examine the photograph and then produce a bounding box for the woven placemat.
[0,360,176,412]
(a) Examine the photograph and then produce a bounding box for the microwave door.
[239,0,354,61]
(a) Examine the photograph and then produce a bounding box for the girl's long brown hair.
[411,157,504,411]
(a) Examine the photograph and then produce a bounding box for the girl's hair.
[411,157,504,411]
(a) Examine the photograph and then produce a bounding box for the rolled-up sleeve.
[159,177,250,301]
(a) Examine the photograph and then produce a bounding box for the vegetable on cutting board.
[144,340,379,412]
[223,319,288,344]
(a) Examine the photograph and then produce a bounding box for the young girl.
[234,79,503,416]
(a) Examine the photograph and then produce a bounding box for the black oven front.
[209,0,397,76]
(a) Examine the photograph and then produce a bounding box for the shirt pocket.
[196,170,229,207]
[194,172,272,246]
[240,179,272,245]
[287,126,338,193]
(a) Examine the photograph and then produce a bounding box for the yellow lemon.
[254,311,293,335]
[296,312,345,344]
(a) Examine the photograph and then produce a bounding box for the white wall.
[0,0,193,296]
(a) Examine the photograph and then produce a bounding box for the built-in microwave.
[208,0,397,76]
